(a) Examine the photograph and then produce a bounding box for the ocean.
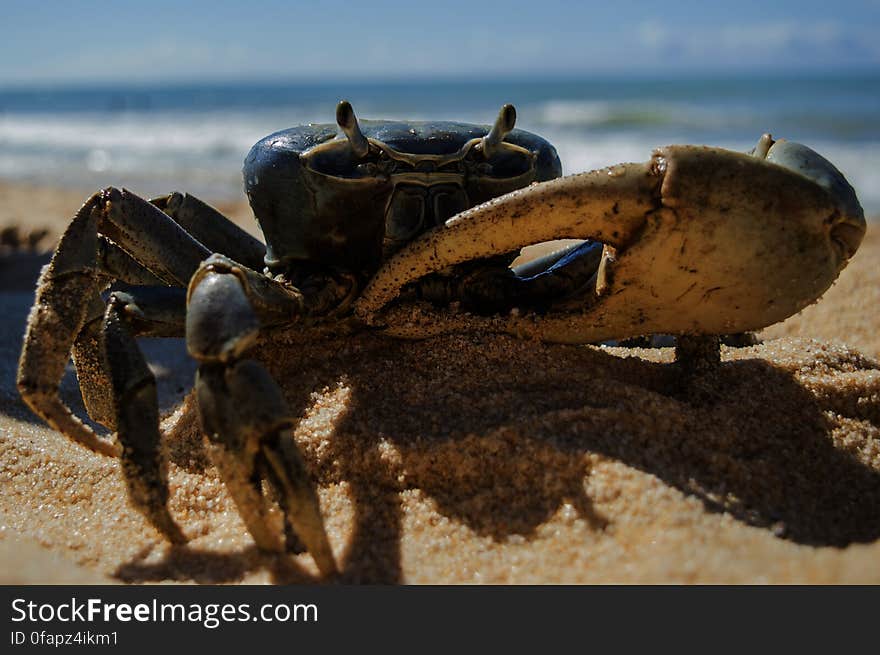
[1,74,878,213]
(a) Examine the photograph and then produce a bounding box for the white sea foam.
[541,129,880,214]
[0,111,275,198]
[532,99,736,131]
[1,109,878,213]
[0,112,264,156]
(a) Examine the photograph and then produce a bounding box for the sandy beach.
[0,180,878,584]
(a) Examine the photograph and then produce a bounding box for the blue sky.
[1,0,879,85]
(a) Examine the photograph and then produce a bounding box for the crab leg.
[101,288,187,544]
[71,241,174,426]
[357,145,865,344]
[73,287,186,430]
[18,198,119,455]
[151,192,266,272]
[18,188,211,456]
[97,237,169,286]
[187,255,337,576]
[73,194,262,425]
[98,188,213,285]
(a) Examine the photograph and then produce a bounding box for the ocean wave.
[0,110,878,213]
[0,112,269,155]
[532,99,730,131]
[548,131,880,213]
[526,98,880,142]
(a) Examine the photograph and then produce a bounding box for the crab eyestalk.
[336,100,370,158]
[480,103,517,158]
[751,133,775,159]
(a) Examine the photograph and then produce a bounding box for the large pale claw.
[356,144,865,343]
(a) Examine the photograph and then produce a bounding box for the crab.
[17,101,866,577]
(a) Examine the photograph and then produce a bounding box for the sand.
[0,180,878,584]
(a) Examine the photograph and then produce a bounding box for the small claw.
[262,439,338,576]
[196,360,336,576]
[196,363,286,552]
[202,441,286,553]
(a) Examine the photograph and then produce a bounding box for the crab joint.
[186,271,260,363]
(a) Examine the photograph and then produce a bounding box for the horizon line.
[2,66,879,92]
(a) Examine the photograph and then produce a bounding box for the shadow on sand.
[112,331,880,584]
